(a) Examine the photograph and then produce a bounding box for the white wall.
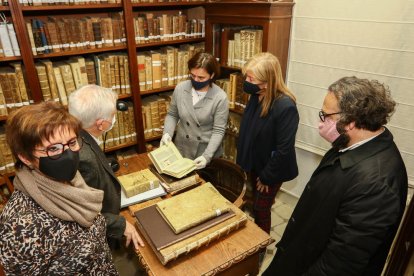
[283,0,414,198]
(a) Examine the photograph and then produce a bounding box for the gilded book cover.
[118,168,160,198]
[156,183,232,234]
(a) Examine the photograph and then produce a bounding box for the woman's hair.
[188,52,220,82]
[329,76,396,131]
[243,52,296,117]
[6,101,81,169]
[68,85,118,129]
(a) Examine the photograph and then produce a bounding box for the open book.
[148,142,196,179]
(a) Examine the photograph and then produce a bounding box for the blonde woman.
[237,52,299,234]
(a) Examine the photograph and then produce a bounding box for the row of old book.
[132,182,248,265]
[0,22,21,58]
[215,72,250,111]
[0,1,8,5]
[133,13,205,44]
[227,28,263,68]
[26,14,125,55]
[99,102,137,150]
[142,93,172,139]
[222,112,241,162]
[137,42,204,91]
[0,127,15,174]
[0,63,31,116]
[19,0,121,5]
[17,0,203,5]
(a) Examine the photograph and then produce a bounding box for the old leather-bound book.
[156,183,232,234]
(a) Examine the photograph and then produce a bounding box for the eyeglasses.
[36,137,83,160]
[319,110,342,122]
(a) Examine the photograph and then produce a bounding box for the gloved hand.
[194,156,207,170]
[160,133,172,146]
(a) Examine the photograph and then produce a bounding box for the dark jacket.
[237,94,299,186]
[78,130,125,242]
[264,128,408,276]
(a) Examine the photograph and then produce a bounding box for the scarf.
[13,167,104,228]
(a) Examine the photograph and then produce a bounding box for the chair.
[198,158,247,208]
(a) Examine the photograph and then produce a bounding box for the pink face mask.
[318,117,340,143]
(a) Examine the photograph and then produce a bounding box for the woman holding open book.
[0,102,117,275]
[161,52,229,170]
[237,52,299,234]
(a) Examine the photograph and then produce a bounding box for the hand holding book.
[194,156,207,169]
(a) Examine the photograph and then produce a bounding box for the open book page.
[148,142,196,178]
[164,158,196,178]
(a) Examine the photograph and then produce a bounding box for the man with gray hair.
[69,85,144,275]
[264,76,407,275]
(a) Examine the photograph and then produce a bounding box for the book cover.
[135,203,235,250]
[156,183,232,234]
[149,164,201,194]
[118,168,160,198]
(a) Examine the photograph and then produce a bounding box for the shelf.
[0,115,7,122]
[140,85,176,96]
[230,107,244,115]
[0,56,23,63]
[136,37,205,49]
[145,135,162,142]
[221,64,242,71]
[0,6,9,11]
[132,1,205,8]
[32,45,127,59]
[118,93,132,100]
[104,141,138,153]
[21,3,122,11]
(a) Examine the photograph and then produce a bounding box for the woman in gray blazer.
[161,52,229,169]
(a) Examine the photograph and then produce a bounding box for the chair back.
[198,158,247,208]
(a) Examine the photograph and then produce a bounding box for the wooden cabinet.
[0,0,206,176]
[205,1,293,79]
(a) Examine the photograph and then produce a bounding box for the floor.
[258,190,298,275]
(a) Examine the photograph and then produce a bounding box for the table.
[117,154,273,276]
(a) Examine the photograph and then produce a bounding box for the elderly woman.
[0,102,117,275]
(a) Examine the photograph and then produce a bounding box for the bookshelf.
[204,1,294,162]
[0,0,206,177]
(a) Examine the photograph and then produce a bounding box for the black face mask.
[191,78,210,91]
[243,80,261,95]
[39,149,80,182]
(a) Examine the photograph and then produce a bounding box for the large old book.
[148,142,196,179]
[118,168,160,198]
[135,203,235,251]
[156,183,232,234]
[149,164,201,195]
[134,193,248,265]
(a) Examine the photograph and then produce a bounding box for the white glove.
[160,133,172,146]
[194,156,207,170]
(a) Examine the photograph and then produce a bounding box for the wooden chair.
[198,158,247,208]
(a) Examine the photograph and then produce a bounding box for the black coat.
[237,94,299,185]
[264,128,408,276]
[78,130,126,241]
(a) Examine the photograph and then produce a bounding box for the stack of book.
[134,183,248,265]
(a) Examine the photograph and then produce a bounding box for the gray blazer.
[163,80,229,163]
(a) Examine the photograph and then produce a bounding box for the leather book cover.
[118,168,160,198]
[135,203,234,250]
[156,183,232,234]
[35,63,52,101]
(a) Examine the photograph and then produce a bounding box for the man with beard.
[263,76,407,276]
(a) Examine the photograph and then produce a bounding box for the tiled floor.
[258,191,298,275]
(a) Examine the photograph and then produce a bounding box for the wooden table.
[117,154,273,276]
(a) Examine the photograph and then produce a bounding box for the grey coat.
[163,80,229,163]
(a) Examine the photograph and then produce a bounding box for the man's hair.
[243,52,296,117]
[68,85,118,129]
[6,101,81,168]
[329,76,396,131]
